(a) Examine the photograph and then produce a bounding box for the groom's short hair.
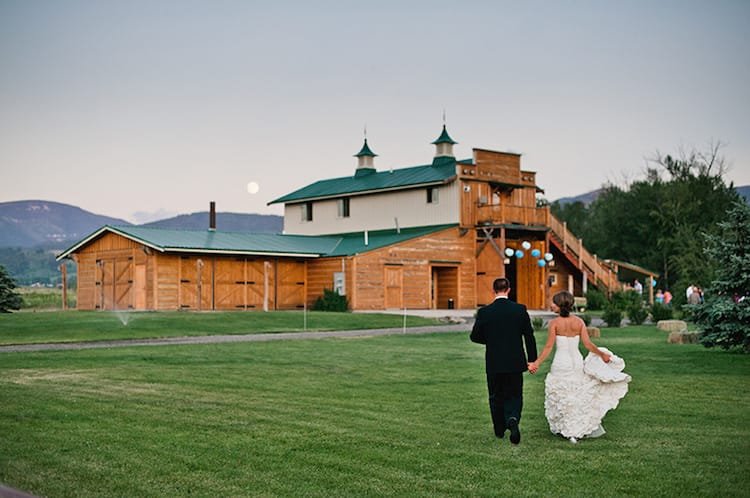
[493,278,510,293]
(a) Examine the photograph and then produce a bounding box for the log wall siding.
[306,257,352,308]
[350,227,475,310]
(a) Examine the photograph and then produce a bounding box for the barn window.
[301,202,313,222]
[427,187,439,204]
[337,198,350,218]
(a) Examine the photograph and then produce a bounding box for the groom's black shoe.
[508,418,521,445]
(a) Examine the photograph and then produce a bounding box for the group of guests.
[686,284,704,305]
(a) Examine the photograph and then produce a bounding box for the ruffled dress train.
[544,336,631,439]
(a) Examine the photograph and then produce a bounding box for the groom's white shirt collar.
[494,295,509,300]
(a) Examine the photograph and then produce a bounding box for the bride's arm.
[580,319,611,362]
[529,320,557,372]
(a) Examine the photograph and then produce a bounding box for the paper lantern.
[504,248,515,257]
[531,249,541,258]
[521,241,531,250]
[537,259,546,267]
[544,253,554,261]
[515,250,525,258]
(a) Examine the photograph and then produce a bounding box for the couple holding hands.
[470,278,630,445]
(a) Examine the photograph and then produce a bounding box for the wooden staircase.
[548,213,620,293]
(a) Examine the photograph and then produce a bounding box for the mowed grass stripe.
[0,310,441,345]
[0,327,748,497]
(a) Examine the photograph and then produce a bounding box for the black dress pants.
[486,372,523,437]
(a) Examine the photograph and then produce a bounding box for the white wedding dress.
[544,335,631,440]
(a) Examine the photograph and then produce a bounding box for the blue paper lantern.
[537,259,546,267]
[652,279,657,287]
[531,249,541,258]
[515,250,524,258]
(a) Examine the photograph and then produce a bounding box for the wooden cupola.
[354,138,377,177]
[431,125,457,159]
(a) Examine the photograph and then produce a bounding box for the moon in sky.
[247,181,259,194]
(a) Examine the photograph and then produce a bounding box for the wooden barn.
[59,124,635,311]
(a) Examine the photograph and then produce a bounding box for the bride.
[528,291,630,443]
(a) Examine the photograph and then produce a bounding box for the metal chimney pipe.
[209,201,216,231]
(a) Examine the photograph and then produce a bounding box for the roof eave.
[56,225,166,261]
[268,176,456,205]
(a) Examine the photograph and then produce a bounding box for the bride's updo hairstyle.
[553,291,575,317]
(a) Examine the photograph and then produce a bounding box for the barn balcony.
[474,203,550,228]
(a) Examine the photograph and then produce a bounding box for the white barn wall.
[283,182,460,235]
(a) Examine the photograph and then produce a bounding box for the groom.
[470,278,537,445]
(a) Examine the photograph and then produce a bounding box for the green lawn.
[0,326,748,497]
[0,311,440,345]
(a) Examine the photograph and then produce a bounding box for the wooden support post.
[582,271,588,295]
[59,263,68,310]
[499,227,506,278]
[263,261,270,312]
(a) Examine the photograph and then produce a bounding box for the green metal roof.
[324,224,458,257]
[354,138,377,157]
[268,160,457,205]
[57,224,459,260]
[431,125,457,145]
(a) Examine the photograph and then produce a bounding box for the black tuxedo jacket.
[470,297,538,374]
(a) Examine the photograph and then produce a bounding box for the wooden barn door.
[96,259,113,310]
[384,266,403,309]
[432,266,458,309]
[276,260,305,310]
[179,257,210,310]
[214,258,247,310]
[96,257,133,310]
[114,257,133,309]
[476,244,504,307]
[247,260,270,310]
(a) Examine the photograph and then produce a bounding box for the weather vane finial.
[442,109,446,125]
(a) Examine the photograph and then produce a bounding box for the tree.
[552,144,740,303]
[693,201,750,352]
[0,264,23,312]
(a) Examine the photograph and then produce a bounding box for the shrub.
[311,289,349,312]
[627,303,649,325]
[531,317,545,330]
[611,290,642,310]
[650,302,673,322]
[602,305,623,327]
[584,289,607,311]
[577,313,592,326]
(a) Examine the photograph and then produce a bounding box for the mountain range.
[0,200,283,249]
[1,188,747,285]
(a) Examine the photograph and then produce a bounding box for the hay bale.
[587,326,601,338]
[668,331,699,344]
[657,320,688,332]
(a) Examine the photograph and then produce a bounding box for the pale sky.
[1,0,748,223]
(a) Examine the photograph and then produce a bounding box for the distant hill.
[143,212,282,233]
[553,189,604,206]
[0,200,131,248]
[554,185,750,206]
[0,200,284,285]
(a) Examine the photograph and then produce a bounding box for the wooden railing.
[548,214,620,293]
[475,204,550,226]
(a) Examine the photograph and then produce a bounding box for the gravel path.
[0,323,472,353]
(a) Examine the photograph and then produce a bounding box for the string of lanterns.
[504,240,554,267]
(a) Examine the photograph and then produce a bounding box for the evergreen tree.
[693,201,750,352]
[0,264,23,313]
